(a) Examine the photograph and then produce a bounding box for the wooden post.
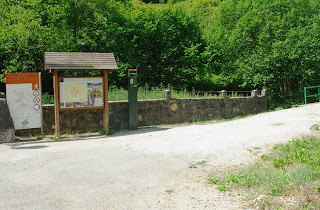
[103,69,109,134]
[39,72,44,136]
[53,69,60,134]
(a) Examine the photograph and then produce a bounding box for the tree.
[0,0,45,82]
[122,6,209,89]
[211,0,320,107]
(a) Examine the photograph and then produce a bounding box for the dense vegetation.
[1,0,320,108]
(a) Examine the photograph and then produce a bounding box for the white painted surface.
[6,83,42,130]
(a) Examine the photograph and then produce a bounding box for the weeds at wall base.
[51,133,62,140]
[36,134,43,140]
[99,128,106,135]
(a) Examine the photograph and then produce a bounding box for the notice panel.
[5,73,42,130]
[59,77,103,109]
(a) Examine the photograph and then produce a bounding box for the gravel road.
[0,103,319,209]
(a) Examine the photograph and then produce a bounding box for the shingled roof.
[44,52,118,70]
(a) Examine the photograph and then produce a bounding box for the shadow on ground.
[110,126,170,138]
[10,145,49,150]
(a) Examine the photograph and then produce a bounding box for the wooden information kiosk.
[44,52,118,135]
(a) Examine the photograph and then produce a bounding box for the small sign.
[5,73,42,130]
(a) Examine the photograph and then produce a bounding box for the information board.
[59,77,103,109]
[5,73,42,130]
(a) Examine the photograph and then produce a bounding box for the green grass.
[165,188,174,194]
[99,128,106,135]
[51,133,62,140]
[109,86,220,101]
[209,136,320,197]
[109,86,167,101]
[109,87,250,101]
[189,164,197,168]
[189,160,208,168]
[208,176,220,184]
[42,92,54,104]
[42,87,252,104]
[36,134,43,140]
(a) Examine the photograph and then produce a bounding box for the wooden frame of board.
[44,52,118,135]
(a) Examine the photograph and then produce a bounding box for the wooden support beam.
[103,69,109,134]
[53,69,60,134]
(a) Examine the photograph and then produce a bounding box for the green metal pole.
[304,87,307,104]
[128,69,138,130]
[318,87,320,102]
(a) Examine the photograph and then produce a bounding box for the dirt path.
[0,103,319,209]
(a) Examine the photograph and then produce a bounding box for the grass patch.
[208,176,220,184]
[42,92,54,104]
[247,146,262,154]
[36,134,43,140]
[189,164,197,168]
[99,128,107,135]
[42,86,252,104]
[208,136,320,202]
[51,133,62,140]
[108,86,249,101]
[165,189,174,194]
[189,160,208,169]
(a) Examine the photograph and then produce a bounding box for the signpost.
[5,73,42,131]
[128,69,138,130]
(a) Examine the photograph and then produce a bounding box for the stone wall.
[36,90,267,135]
[0,93,15,142]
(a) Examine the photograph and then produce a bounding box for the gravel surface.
[0,103,319,209]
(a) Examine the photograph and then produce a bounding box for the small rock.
[254,195,267,202]
[291,200,300,207]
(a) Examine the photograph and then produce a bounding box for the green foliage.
[189,164,197,168]
[52,133,62,140]
[189,160,207,169]
[108,86,245,101]
[108,126,114,135]
[120,6,209,89]
[36,134,43,140]
[210,0,320,108]
[0,0,47,82]
[208,176,220,184]
[224,173,244,184]
[0,0,213,91]
[217,185,226,192]
[99,128,106,135]
[165,188,174,193]
[208,136,320,196]
[1,0,320,109]
[310,124,319,131]
[42,92,54,104]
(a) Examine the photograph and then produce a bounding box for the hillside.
[1,0,320,108]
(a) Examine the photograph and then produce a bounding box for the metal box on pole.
[128,69,138,130]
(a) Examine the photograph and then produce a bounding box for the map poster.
[59,77,103,109]
[5,73,42,130]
